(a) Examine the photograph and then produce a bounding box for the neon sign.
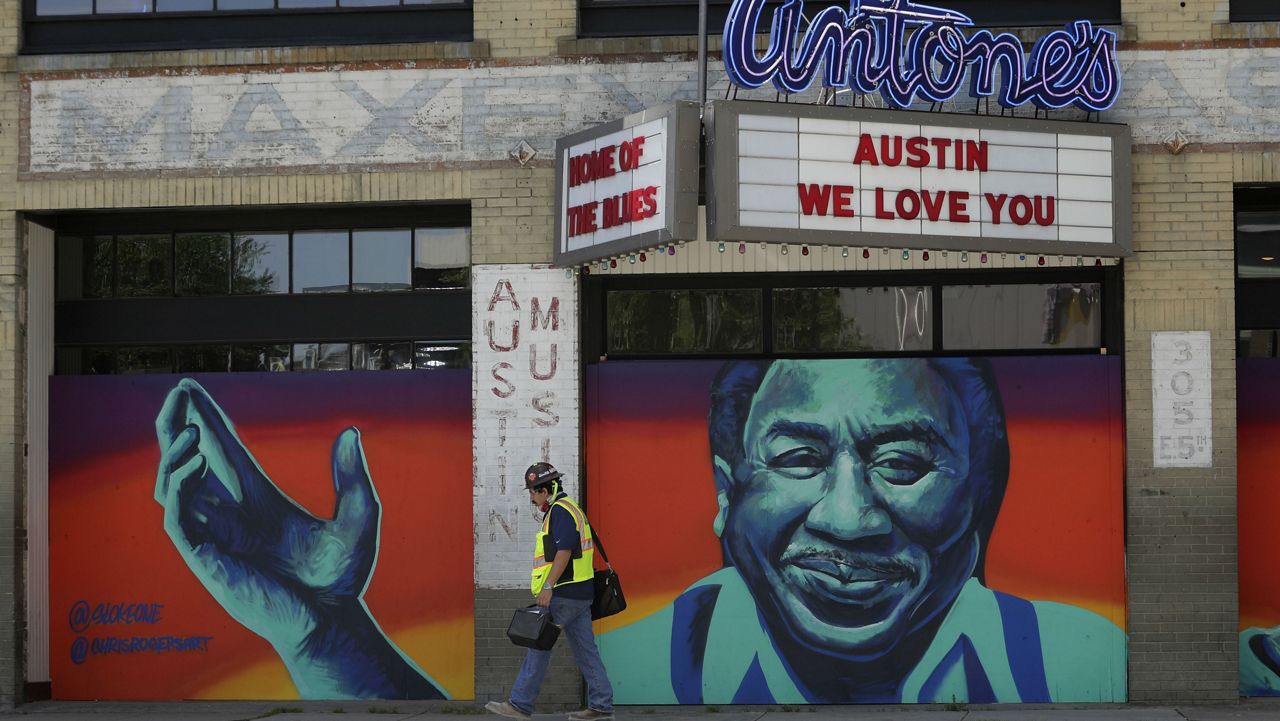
[723,0,1121,111]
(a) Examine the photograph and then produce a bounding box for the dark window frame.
[583,267,1123,363]
[23,0,471,54]
[578,0,1122,39]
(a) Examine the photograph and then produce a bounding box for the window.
[1237,187,1280,354]
[354,229,412,292]
[52,205,472,375]
[415,227,471,289]
[56,223,469,300]
[589,270,1118,359]
[115,234,172,297]
[176,232,231,296]
[578,0,1121,39]
[293,231,349,294]
[233,232,289,295]
[1232,0,1280,22]
[24,0,471,53]
[607,289,763,354]
[942,284,1102,350]
[774,286,932,353]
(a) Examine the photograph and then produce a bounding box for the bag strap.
[591,523,612,568]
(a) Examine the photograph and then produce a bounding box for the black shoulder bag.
[590,528,627,620]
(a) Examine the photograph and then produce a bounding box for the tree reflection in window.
[607,289,762,354]
[773,287,932,352]
[233,232,289,295]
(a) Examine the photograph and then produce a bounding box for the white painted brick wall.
[472,264,579,589]
[25,47,1280,174]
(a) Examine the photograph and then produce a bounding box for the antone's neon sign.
[723,0,1121,111]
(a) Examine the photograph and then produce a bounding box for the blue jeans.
[510,596,614,713]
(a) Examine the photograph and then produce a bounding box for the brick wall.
[1124,150,1238,703]
[474,0,575,59]
[473,170,557,265]
[475,589,583,710]
[1124,0,1229,43]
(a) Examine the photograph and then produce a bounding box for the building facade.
[0,0,1277,707]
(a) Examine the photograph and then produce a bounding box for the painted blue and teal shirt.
[599,567,1127,704]
[1242,627,1280,696]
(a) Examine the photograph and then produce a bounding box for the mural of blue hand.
[154,378,447,700]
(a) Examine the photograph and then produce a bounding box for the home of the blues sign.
[723,0,1122,111]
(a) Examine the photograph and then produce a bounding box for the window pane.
[353,342,414,370]
[774,287,932,352]
[36,0,94,15]
[293,343,349,371]
[157,0,213,9]
[97,0,153,11]
[55,347,116,375]
[233,232,289,295]
[278,0,333,7]
[176,232,230,296]
[292,231,348,294]
[943,284,1102,350]
[340,0,398,6]
[413,342,470,369]
[231,344,292,372]
[607,289,763,354]
[56,236,113,300]
[1240,330,1278,358]
[116,234,173,297]
[353,229,411,292]
[175,345,231,372]
[414,227,470,289]
[1237,211,1280,279]
[116,347,173,374]
[216,0,273,8]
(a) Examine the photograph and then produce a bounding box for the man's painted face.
[721,359,985,661]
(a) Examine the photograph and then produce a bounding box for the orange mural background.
[1239,358,1280,632]
[49,372,473,700]
[585,356,1127,635]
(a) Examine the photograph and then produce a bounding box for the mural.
[50,371,473,700]
[1238,359,1280,696]
[588,357,1127,704]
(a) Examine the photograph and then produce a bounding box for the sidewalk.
[3,700,1280,721]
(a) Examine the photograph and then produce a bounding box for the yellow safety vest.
[531,495,595,596]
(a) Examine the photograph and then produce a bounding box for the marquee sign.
[554,102,701,266]
[706,100,1132,257]
[723,0,1122,112]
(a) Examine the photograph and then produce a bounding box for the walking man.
[487,462,615,720]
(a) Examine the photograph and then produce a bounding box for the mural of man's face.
[719,359,987,661]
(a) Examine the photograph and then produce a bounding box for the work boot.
[485,701,531,720]
[567,709,614,721]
